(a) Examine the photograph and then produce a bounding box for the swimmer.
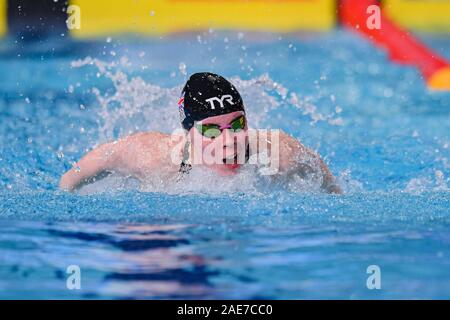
[60,72,342,194]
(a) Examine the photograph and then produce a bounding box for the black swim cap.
[178,72,245,131]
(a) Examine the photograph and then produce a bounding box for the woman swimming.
[60,72,342,194]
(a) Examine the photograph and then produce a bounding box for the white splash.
[336,169,364,194]
[71,57,343,143]
[404,170,449,195]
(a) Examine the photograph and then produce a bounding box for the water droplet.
[179,62,187,76]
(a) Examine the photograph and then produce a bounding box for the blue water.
[0,30,449,299]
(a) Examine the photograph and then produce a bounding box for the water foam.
[405,170,449,195]
[71,57,343,141]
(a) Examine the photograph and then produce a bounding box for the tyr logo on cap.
[179,72,245,131]
[205,94,234,110]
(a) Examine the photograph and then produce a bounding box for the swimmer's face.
[189,111,248,176]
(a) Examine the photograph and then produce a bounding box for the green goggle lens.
[196,115,246,139]
[231,115,246,132]
[200,126,222,139]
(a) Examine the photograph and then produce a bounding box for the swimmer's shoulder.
[248,129,302,153]
[126,130,168,139]
[248,129,307,170]
[114,131,181,174]
[119,131,175,147]
[138,131,185,152]
[135,131,184,168]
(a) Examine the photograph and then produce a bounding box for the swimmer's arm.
[59,141,122,192]
[278,132,342,194]
[305,149,342,194]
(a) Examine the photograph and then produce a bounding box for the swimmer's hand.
[59,141,119,192]
[277,131,342,194]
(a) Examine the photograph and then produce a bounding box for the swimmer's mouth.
[223,153,239,165]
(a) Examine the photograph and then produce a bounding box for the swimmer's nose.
[222,129,235,147]
[222,129,237,160]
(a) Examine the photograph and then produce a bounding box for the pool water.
[0,30,449,299]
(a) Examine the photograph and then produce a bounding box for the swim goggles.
[195,115,246,139]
